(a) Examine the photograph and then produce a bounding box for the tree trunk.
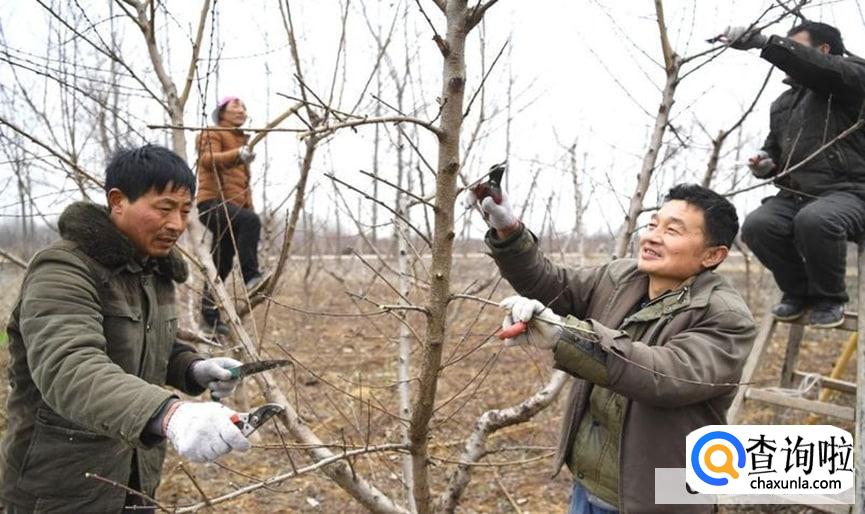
[410,2,469,512]
[614,57,680,258]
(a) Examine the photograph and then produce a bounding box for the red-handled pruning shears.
[498,321,528,340]
[230,403,284,436]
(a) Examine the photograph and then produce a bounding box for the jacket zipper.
[616,311,675,512]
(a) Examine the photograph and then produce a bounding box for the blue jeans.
[568,481,619,514]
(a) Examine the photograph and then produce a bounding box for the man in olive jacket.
[722,22,865,328]
[467,184,756,513]
[1,145,252,513]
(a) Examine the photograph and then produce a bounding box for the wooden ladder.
[726,241,865,514]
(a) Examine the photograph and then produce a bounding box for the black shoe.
[199,319,230,337]
[809,303,845,329]
[244,271,271,294]
[771,296,807,321]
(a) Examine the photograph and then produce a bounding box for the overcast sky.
[1,0,863,243]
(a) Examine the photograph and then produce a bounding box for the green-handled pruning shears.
[211,359,293,401]
[226,359,292,380]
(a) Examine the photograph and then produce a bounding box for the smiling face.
[219,98,248,127]
[108,185,192,257]
[637,200,728,295]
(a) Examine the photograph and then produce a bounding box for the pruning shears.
[231,403,284,436]
[225,359,292,380]
[498,321,528,340]
[211,359,293,401]
[470,161,507,205]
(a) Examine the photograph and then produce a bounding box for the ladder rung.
[744,388,854,421]
[792,371,857,394]
[784,312,859,332]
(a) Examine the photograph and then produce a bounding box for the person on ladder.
[196,96,267,336]
[720,22,865,328]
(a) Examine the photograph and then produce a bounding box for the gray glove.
[238,146,256,164]
[190,357,242,399]
[747,150,776,178]
[722,26,769,50]
[462,190,519,232]
[499,295,563,349]
[164,401,250,462]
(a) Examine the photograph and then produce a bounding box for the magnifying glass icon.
[703,443,739,479]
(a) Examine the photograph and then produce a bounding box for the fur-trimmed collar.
[57,201,188,283]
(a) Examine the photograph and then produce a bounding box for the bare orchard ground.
[0,252,855,513]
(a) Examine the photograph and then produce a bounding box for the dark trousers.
[741,191,865,304]
[198,199,262,323]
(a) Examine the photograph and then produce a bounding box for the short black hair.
[664,184,739,248]
[104,144,195,202]
[788,21,845,55]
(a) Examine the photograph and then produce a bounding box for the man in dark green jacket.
[466,184,756,513]
[1,145,251,513]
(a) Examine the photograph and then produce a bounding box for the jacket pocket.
[144,304,177,385]
[16,408,130,499]
[102,301,144,375]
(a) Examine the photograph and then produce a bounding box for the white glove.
[191,357,242,399]
[165,402,250,462]
[721,26,769,50]
[499,295,563,350]
[747,150,776,178]
[462,189,519,231]
[238,146,256,164]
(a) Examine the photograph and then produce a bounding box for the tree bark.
[409,2,470,512]
[614,57,679,258]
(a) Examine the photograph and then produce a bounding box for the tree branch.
[301,115,443,139]
[0,247,27,269]
[174,444,410,512]
[654,0,675,72]
[326,173,432,246]
[467,0,499,31]
[0,114,103,189]
[178,0,213,107]
[437,371,568,512]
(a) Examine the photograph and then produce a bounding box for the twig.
[179,463,212,508]
[211,461,296,494]
[351,249,414,306]
[301,115,443,139]
[248,102,305,148]
[358,169,437,210]
[326,173,432,246]
[463,38,509,118]
[0,247,27,269]
[256,294,391,318]
[176,326,223,347]
[147,124,303,133]
[85,473,170,512]
[467,0,501,30]
[174,444,410,512]
[433,452,555,468]
[413,0,448,56]
[725,118,865,198]
[493,469,524,514]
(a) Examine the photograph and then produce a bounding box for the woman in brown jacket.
[196,96,264,335]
